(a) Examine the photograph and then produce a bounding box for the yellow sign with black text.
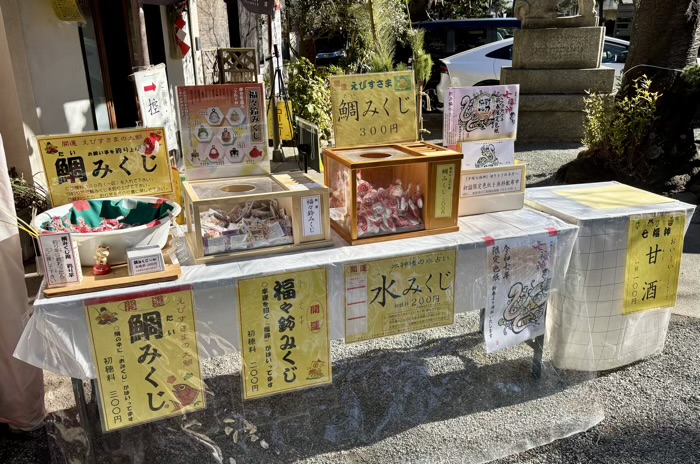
[237,268,332,400]
[37,128,173,207]
[330,71,417,147]
[624,214,685,314]
[267,102,294,141]
[86,287,205,432]
[344,249,456,343]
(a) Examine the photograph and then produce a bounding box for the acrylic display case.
[324,142,462,245]
[183,173,333,263]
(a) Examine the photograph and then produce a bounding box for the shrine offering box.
[526,182,695,372]
[458,161,526,217]
[324,142,462,245]
[183,172,333,264]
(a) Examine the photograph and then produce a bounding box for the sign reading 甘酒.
[624,214,685,314]
[330,71,417,147]
[344,249,456,343]
[86,287,205,432]
[37,128,173,207]
[237,268,331,399]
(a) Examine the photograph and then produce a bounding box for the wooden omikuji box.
[323,142,463,245]
[183,172,333,264]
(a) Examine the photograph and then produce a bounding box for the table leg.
[525,335,545,379]
[72,378,97,464]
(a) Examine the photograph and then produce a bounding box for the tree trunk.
[624,0,700,88]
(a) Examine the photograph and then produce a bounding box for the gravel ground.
[2,112,699,463]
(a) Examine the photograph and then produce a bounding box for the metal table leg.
[480,308,544,378]
[72,378,97,464]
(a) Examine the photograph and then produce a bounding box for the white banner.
[134,64,178,150]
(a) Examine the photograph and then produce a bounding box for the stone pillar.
[501,0,615,143]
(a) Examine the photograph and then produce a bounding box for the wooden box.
[183,173,333,264]
[323,142,462,245]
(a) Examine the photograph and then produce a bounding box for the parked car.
[404,18,520,110]
[436,37,631,108]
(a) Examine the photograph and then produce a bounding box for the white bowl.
[33,197,181,266]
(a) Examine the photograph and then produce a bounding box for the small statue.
[514,0,597,28]
[93,245,112,276]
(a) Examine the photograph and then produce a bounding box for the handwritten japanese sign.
[177,84,270,180]
[624,214,685,314]
[344,249,456,343]
[435,164,455,218]
[38,232,82,287]
[37,128,173,207]
[301,195,322,237]
[237,268,331,399]
[460,164,525,198]
[443,85,519,148]
[484,232,557,353]
[134,65,178,150]
[267,102,294,141]
[330,71,417,147]
[86,287,204,432]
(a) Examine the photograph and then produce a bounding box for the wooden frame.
[183,173,333,264]
[324,142,463,245]
[217,48,258,83]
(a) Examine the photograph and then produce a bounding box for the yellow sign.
[267,102,294,141]
[52,0,85,22]
[86,287,205,432]
[237,268,331,399]
[555,184,674,210]
[37,128,173,207]
[435,164,455,218]
[330,71,417,147]
[624,214,686,314]
[344,249,456,343]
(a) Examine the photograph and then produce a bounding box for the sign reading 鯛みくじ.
[86,287,204,432]
[237,268,331,399]
[330,71,417,147]
[37,128,173,207]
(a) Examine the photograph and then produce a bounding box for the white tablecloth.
[14,208,578,379]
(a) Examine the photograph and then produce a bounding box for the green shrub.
[681,64,700,89]
[287,57,333,141]
[583,76,660,162]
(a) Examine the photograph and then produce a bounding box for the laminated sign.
[443,85,519,147]
[330,71,417,147]
[86,287,204,432]
[134,64,178,150]
[177,84,270,180]
[237,268,331,399]
[344,249,456,343]
[624,214,685,314]
[484,231,557,353]
[37,128,173,207]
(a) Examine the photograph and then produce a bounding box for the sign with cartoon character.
[483,230,558,353]
[86,286,205,431]
[237,268,331,399]
[443,85,519,148]
[177,84,270,180]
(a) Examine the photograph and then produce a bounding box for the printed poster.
[237,268,331,400]
[344,249,456,343]
[459,140,515,170]
[134,64,178,150]
[484,231,557,353]
[86,287,205,432]
[37,128,173,207]
[330,71,417,147]
[177,84,270,180]
[624,214,685,314]
[444,85,519,148]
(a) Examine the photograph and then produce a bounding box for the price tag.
[39,232,82,287]
[127,246,166,276]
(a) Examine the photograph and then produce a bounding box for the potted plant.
[9,168,50,261]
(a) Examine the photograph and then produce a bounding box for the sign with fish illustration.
[86,286,205,431]
[483,231,557,353]
[237,268,332,399]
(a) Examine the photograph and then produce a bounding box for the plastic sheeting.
[526,182,696,371]
[15,207,608,463]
